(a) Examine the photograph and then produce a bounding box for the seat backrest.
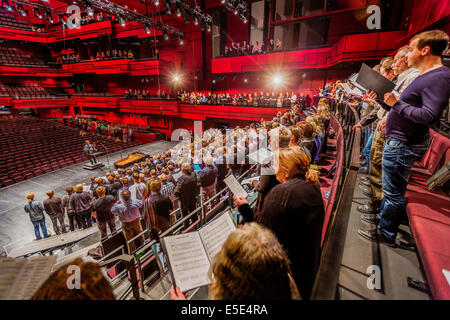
[426,132,450,175]
[415,130,439,168]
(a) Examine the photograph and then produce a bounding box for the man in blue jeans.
[24,192,49,240]
[359,29,450,246]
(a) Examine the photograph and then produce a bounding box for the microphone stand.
[100,142,111,171]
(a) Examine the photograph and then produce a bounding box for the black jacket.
[92,195,115,222]
[174,172,199,212]
[254,174,280,214]
[238,174,325,300]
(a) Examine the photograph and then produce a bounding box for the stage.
[0,140,177,256]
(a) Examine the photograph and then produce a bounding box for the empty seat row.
[405,130,450,300]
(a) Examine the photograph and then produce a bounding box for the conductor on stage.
[84,140,98,165]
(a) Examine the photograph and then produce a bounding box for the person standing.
[92,186,116,239]
[112,190,144,253]
[358,30,450,246]
[84,140,98,165]
[43,190,67,235]
[63,186,81,231]
[70,184,94,229]
[198,156,218,204]
[174,163,199,226]
[24,192,49,240]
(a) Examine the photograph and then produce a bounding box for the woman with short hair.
[234,146,324,300]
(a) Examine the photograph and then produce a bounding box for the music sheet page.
[163,232,211,292]
[199,213,236,262]
[0,256,56,300]
[224,174,248,199]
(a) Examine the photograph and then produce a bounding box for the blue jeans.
[363,130,374,168]
[379,138,430,240]
[32,217,49,240]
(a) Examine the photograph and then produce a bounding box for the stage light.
[164,1,171,15]
[173,74,180,82]
[144,23,151,34]
[193,16,198,25]
[244,78,248,83]
[59,14,66,25]
[153,0,160,6]
[45,12,54,24]
[163,30,169,40]
[234,9,238,15]
[178,35,184,45]
[221,0,225,3]
[183,10,190,24]
[83,1,94,17]
[206,23,211,32]
[33,8,42,19]
[272,74,284,86]
[175,4,181,17]
[118,15,126,27]
[212,79,216,84]
[17,4,27,17]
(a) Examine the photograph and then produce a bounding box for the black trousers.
[75,209,92,229]
[88,154,97,165]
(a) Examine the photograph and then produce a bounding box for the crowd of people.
[178,90,313,108]
[64,117,135,143]
[317,30,450,248]
[22,28,450,301]
[124,89,170,100]
[223,39,283,56]
[60,49,134,64]
[26,96,333,300]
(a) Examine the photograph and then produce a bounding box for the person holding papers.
[234,146,324,300]
[358,30,450,246]
[358,46,420,216]
[170,222,301,300]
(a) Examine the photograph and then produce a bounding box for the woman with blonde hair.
[234,146,324,300]
[171,222,301,300]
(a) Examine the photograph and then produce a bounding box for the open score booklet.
[160,211,237,292]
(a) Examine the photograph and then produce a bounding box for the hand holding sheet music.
[355,63,396,99]
[224,174,248,199]
[161,212,236,293]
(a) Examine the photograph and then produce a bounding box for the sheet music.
[224,174,249,199]
[241,176,260,185]
[0,256,56,300]
[162,233,211,292]
[356,63,396,98]
[199,212,236,261]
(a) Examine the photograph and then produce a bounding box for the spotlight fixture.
[83,1,94,17]
[178,35,184,45]
[212,79,216,84]
[2,0,12,12]
[244,78,248,83]
[193,16,198,25]
[118,15,126,27]
[272,74,283,86]
[33,8,42,19]
[206,23,211,32]
[183,10,190,24]
[175,4,181,17]
[153,0,160,6]
[45,12,54,23]
[17,4,27,17]
[144,23,151,34]
[164,1,171,15]
[59,14,66,25]
[163,30,169,40]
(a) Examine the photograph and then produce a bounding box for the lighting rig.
[167,0,213,32]
[4,0,68,23]
[220,0,248,23]
[84,0,184,40]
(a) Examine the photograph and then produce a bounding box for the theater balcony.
[211,30,407,74]
[0,20,162,44]
[61,58,161,76]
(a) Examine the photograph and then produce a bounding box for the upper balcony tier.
[0,20,162,44]
[212,31,407,73]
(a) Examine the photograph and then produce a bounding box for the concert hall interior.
[0,0,449,302]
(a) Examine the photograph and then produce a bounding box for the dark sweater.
[238,174,325,300]
[386,66,450,144]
